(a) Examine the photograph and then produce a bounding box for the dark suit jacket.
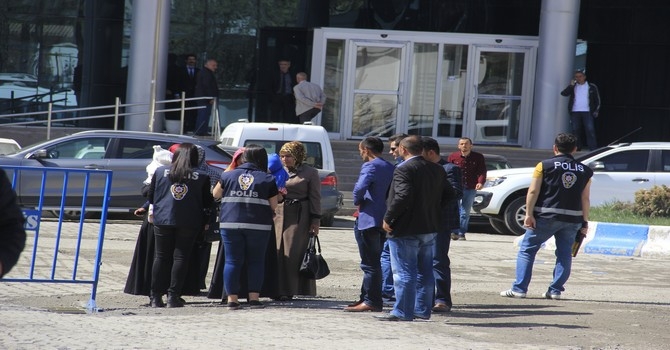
[384,156,455,237]
[439,159,463,232]
[194,67,219,105]
[269,71,296,98]
[176,66,199,98]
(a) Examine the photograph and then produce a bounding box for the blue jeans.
[511,217,581,295]
[454,189,476,236]
[353,219,385,309]
[380,240,394,298]
[388,233,437,321]
[570,111,597,151]
[220,228,271,295]
[432,231,452,307]
[194,103,212,135]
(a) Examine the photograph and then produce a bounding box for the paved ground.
[1,217,669,350]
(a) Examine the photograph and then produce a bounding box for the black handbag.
[299,234,330,280]
[200,202,221,242]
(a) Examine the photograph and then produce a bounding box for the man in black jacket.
[0,169,26,278]
[379,135,455,321]
[194,59,219,136]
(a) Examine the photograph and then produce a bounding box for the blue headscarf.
[268,153,288,191]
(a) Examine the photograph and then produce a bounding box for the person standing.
[421,137,463,313]
[561,70,601,151]
[147,143,213,308]
[212,146,279,309]
[378,135,455,321]
[344,137,395,312]
[501,133,592,300]
[194,59,219,136]
[270,59,297,124]
[0,168,26,278]
[273,141,321,301]
[380,133,408,302]
[293,72,326,124]
[176,54,200,133]
[447,137,487,241]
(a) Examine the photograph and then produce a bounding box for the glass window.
[244,140,323,169]
[662,150,670,172]
[408,43,438,136]
[437,44,468,138]
[355,47,401,91]
[596,150,649,172]
[46,138,110,159]
[323,39,345,133]
[117,138,173,159]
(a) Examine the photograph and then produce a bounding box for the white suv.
[473,142,670,235]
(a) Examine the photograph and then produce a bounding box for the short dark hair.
[399,135,423,156]
[389,133,408,143]
[555,133,578,154]
[242,144,269,171]
[458,137,473,145]
[360,137,384,154]
[421,136,440,154]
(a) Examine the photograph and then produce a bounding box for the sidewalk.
[1,218,669,349]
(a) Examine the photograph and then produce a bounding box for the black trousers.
[297,107,321,124]
[270,94,297,123]
[151,225,197,297]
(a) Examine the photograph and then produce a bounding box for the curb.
[513,222,670,259]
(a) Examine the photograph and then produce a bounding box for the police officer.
[212,145,279,309]
[148,143,213,308]
[501,133,592,300]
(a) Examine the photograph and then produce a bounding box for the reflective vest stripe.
[221,197,270,206]
[219,222,272,230]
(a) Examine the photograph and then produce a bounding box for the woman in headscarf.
[273,141,321,301]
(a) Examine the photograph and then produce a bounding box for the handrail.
[0,95,218,140]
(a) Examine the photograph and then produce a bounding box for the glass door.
[346,41,409,138]
[468,47,530,144]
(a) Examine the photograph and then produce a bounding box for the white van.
[219,122,335,171]
[218,121,342,226]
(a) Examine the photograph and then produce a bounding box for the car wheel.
[503,197,527,236]
[320,213,335,227]
[489,218,512,235]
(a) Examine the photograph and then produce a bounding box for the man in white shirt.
[293,72,326,124]
[560,70,601,151]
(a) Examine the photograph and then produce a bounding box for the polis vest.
[534,154,593,223]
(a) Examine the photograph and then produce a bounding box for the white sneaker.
[542,292,561,300]
[500,289,526,298]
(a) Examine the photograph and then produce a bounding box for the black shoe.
[150,296,165,308]
[375,314,406,322]
[248,300,265,309]
[226,302,241,310]
[167,295,184,308]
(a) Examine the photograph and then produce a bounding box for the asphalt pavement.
[1,217,669,349]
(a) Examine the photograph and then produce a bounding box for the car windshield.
[243,140,324,169]
[575,146,614,162]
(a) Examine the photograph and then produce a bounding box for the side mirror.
[589,161,605,171]
[28,149,49,159]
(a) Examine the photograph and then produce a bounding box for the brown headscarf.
[279,141,307,166]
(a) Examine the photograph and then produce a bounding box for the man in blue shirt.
[344,137,395,312]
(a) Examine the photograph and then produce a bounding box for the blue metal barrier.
[0,165,113,313]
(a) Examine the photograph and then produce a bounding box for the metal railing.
[0,94,221,141]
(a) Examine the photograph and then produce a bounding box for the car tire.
[489,218,512,235]
[503,197,527,236]
[320,213,335,227]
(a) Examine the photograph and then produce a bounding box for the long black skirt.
[207,227,279,300]
[124,214,210,297]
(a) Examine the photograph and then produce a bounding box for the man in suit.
[176,54,200,133]
[378,135,455,321]
[344,137,395,313]
[270,59,297,124]
[421,137,463,313]
[194,59,219,136]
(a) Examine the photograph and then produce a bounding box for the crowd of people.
[121,133,591,321]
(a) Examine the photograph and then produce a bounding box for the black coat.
[0,169,26,278]
[194,67,219,105]
[384,156,455,237]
